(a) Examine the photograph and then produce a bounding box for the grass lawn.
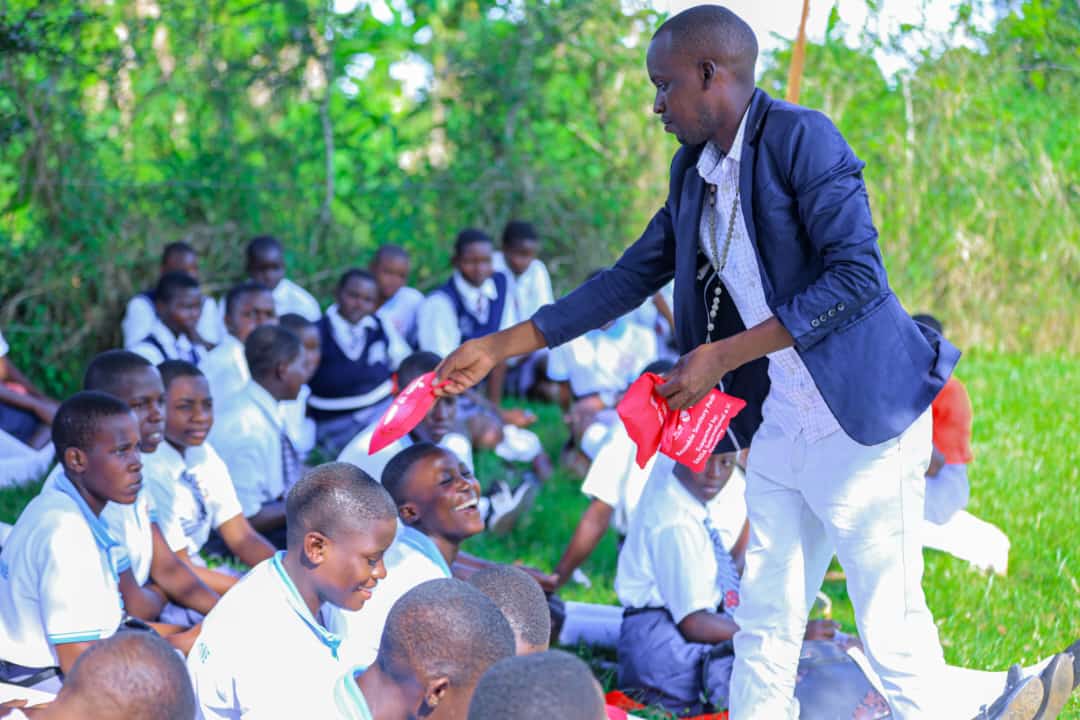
[1,349,1076,717]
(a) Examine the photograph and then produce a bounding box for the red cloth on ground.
[931,376,974,464]
[605,690,729,720]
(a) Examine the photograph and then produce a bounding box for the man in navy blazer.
[431,7,1037,720]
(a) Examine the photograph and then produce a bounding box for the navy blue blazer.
[533,88,960,446]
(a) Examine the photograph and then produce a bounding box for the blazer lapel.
[739,88,776,303]
[675,163,706,353]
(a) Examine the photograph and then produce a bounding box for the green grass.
[2,350,1077,716]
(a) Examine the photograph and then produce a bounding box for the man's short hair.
[501,220,539,249]
[278,312,315,335]
[158,359,204,390]
[337,268,376,292]
[379,578,515,691]
[373,244,409,264]
[154,271,200,305]
[654,5,758,86]
[468,565,551,650]
[224,281,272,316]
[285,462,397,548]
[381,442,448,504]
[161,241,196,266]
[83,350,154,395]
[245,324,301,380]
[52,391,133,457]
[245,234,283,264]
[397,351,441,389]
[467,650,605,720]
[59,630,195,720]
[453,228,493,257]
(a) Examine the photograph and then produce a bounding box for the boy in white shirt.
[146,361,276,594]
[201,282,276,407]
[187,462,398,719]
[122,242,221,350]
[371,244,424,347]
[278,313,320,455]
[331,578,516,720]
[210,324,308,548]
[245,235,321,321]
[130,272,211,366]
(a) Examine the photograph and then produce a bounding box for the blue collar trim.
[396,525,452,578]
[270,551,343,659]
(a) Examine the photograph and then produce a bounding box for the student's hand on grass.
[514,562,559,594]
[500,408,537,428]
[804,619,840,641]
[435,338,500,397]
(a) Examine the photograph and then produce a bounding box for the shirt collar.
[663,472,710,523]
[327,305,379,334]
[151,440,206,474]
[53,472,132,576]
[246,380,285,430]
[334,666,374,720]
[453,271,498,304]
[696,105,751,182]
[270,551,343,659]
[396,524,452,578]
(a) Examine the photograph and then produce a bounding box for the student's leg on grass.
[558,601,623,648]
[921,509,1010,575]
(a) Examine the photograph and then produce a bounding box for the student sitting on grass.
[210,324,308,548]
[468,565,552,656]
[122,241,221,350]
[201,281,276,405]
[187,462,398,719]
[371,244,424,347]
[245,234,321,322]
[468,650,609,720]
[144,361,275,594]
[0,393,156,690]
[331,578,516,720]
[0,327,58,486]
[308,268,411,455]
[278,312,321,455]
[1,630,196,720]
[131,271,212,367]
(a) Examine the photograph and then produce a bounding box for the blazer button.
[828,309,836,317]
[819,314,828,323]
[838,303,845,311]
[811,319,820,328]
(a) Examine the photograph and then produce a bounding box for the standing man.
[436,6,978,719]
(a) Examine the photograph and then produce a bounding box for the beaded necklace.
[705,182,741,342]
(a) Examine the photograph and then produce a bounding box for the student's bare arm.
[552,500,614,589]
[216,514,276,567]
[118,568,167,621]
[54,640,96,674]
[246,500,287,534]
[486,361,508,405]
[148,524,219,615]
[158,623,202,656]
[730,519,751,576]
[678,609,740,645]
[435,320,548,396]
[0,357,51,400]
[0,384,56,423]
[174,549,238,595]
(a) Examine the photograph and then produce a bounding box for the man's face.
[412,396,457,444]
[314,516,397,612]
[400,449,484,542]
[455,241,494,288]
[81,412,144,510]
[115,367,166,454]
[297,326,322,381]
[248,247,286,290]
[337,276,379,325]
[503,240,539,277]
[164,375,213,450]
[674,452,737,504]
[158,288,203,338]
[646,32,720,147]
[226,290,277,343]
[371,254,410,302]
[162,250,199,280]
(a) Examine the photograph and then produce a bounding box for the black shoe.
[973,673,1043,720]
[1065,639,1080,692]
[481,479,538,536]
[1034,653,1074,720]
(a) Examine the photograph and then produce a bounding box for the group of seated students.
[1,228,1077,720]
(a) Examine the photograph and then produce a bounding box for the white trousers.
[730,410,945,719]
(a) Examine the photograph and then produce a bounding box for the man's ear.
[421,676,451,711]
[701,59,718,88]
[303,531,330,566]
[64,447,88,474]
[398,501,420,526]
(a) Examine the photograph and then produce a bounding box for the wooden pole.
[786,0,811,104]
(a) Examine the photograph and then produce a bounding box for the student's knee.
[468,415,503,449]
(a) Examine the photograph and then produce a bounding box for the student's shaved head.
[157,359,203,390]
[285,462,397,548]
[468,650,606,720]
[468,565,551,653]
[397,351,441,389]
[381,442,447,503]
[245,324,301,380]
[52,391,133,458]
[379,578,515,691]
[653,5,758,87]
[50,631,195,720]
[83,350,154,395]
[374,244,409,263]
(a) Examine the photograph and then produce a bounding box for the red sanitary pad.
[616,372,746,472]
[369,371,448,455]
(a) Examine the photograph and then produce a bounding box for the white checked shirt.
[697,111,841,442]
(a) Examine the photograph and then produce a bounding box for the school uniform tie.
[703,515,741,615]
[179,469,208,536]
[280,431,302,494]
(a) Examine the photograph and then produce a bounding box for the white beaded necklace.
[705,182,741,342]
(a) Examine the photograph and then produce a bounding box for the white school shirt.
[416,272,517,357]
[0,330,8,357]
[202,333,249,406]
[143,440,244,557]
[209,381,286,518]
[331,666,375,720]
[337,425,474,484]
[375,286,424,343]
[0,473,126,668]
[271,277,322,322]
[130,318,207,366]
[493,252,555,320]
[580,423,675,536]
[546,318,657,404]
[325,305,411,367]
[697,110,840,443]
[123,293,221,350]
[187,552,348,719]
[338,524,451,668]
[615,467,746,623]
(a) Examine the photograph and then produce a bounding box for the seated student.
[308,268,411,454]
[468,565,551,656]
[187,462,398,719]
[201,281,276,405]
[122,241,221,350]
[130,271,211,366]
[371,244,424,347]
[245,234,321,321]
[210,325,307,548]
[0,630,196,720]
[468,650,608,720]
[0,328,57,486]
[145,361,275,595]
[278,312,320,455]
[331,578,516,720]
[0,393,147,689]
